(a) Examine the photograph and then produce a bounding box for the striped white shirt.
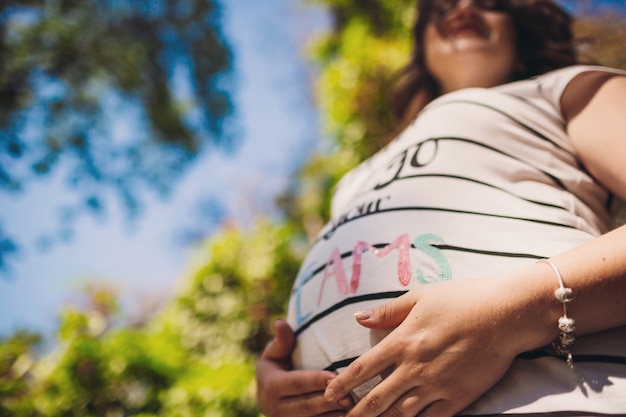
[286,65,626,416]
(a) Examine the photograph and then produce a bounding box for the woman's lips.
[447,20,487,38]
[450,24,485,37]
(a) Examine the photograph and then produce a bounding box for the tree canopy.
[0,0,234,269]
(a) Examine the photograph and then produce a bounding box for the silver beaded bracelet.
[539,259,575,368]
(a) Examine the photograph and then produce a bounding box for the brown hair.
[390,0,582,131]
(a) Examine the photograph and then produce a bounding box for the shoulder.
[558,66,626,122]
[565,68,626,202]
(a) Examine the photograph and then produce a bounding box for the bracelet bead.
[555,287,573,303]
[558,316,576,333]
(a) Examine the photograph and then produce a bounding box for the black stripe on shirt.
[293,291,407,337]
[323,351,626,373]
[382,206,576,228]
[435,244,544,259]
[517,350,626,366]
[316,204,578,244]
[429,137,567,190]
[381,173,568,211]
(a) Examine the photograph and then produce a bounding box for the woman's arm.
[256,319,354,417]
[557,71,626,334]
[322,73,626,417]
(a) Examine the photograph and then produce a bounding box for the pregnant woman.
[257,1,626,416]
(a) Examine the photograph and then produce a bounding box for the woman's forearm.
[500,223,626,356]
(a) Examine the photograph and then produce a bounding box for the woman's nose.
[454,0,478,14]
[446,0,482,20]
[434,0,487,21]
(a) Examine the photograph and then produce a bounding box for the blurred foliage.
[2,1,626,416]
[0,221,302,416]
[575,12,626,69]
[172,221,304,359]
[313,0,414,156]
[0,0,233,269]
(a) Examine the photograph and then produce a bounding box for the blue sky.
[0,0,329,337]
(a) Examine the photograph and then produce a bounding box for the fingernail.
[324,388,336,401]
[354,309,372,320]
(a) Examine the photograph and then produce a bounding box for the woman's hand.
[324,277,546,417]
[256,319,355,417]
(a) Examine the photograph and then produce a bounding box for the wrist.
[538,259,575,366]
[488,262,565,356]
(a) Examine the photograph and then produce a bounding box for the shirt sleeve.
[536,64,626,115]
